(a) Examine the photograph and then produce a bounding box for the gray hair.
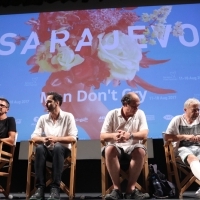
[184,98,200,109]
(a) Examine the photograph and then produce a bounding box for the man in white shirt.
[165,98,200,197]
[100,92,149,199]
[30,92,78,200]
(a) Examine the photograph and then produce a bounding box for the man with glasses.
[100,92,149,199]
[0,98,16,144]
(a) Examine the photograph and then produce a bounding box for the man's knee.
[105,145,119,157]
[131,147,145,158]
[53,143,63,153]
[187,154,199,165]
[35,144,46,153]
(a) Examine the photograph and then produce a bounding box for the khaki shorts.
[178,145,200,165]
[101,143,147,160]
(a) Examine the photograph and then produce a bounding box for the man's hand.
[42,137,49,143]
[189,135,200,143]
[196,135,200,142]
[47,136,58,144]
[185,135,200,143]
[113,130,130,143]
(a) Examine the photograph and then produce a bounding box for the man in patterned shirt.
[165,98,200,197]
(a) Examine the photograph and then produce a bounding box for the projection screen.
[0,4,200,141]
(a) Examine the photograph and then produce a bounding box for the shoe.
[105,189,123,200]
[47,187,60,200]
[124,189,150,199]
[30,187,45,200]
[195,188,200,198]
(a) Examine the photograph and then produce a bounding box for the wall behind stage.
[1,3,200,141]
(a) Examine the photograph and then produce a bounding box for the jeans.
[34,143,71,189]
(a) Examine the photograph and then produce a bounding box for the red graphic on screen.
[26,7,182,139]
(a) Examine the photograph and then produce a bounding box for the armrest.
[0,140,14,147]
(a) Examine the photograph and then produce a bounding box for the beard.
[46,105,55,112]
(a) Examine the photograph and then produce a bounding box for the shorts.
[101,143,147,160]
[178,145,200,165]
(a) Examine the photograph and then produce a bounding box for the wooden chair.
[163,136,200,198]
[0,132,17,198]
[101,139,149,197]
[26,140,77,199]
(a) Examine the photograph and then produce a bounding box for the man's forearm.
[165,133,190,141]
[130,129,148,140]
[31,136,44,143]
[56,136,76,143]
[100,133,114,142]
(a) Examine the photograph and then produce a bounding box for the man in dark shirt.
[0,98,16,144]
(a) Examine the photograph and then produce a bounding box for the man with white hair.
[165,98,200,197]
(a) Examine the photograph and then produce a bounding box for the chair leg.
[101,156,107,197]
[26,142,34,198]
[5,159,14,197]
[69,144,76,199]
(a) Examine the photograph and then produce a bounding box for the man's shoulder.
[107,108,121,115]
[7,116,15,120]
[135,109,145,116]
[38,113,49,120]
[171,115,183,121]
[60,110,74,118]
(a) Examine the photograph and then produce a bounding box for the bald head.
[121,92,140,106]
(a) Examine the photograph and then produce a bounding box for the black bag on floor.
[148,164,176,199]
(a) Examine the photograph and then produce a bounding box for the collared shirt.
[31,109,78,149]
[166,114,200,151]
[101,108,148,150]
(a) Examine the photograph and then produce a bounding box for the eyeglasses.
[0,104,7,108]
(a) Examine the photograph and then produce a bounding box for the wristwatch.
[129,132,134,140]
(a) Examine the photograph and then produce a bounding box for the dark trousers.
[34,143,71,189]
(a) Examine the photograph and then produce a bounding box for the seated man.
[30,92,78,200]
[165,98,200,197]
[0,98,16,144]
[100,92,150,200]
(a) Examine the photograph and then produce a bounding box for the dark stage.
[0,192,199,200]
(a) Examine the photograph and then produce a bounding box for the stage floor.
[0,191,200,199]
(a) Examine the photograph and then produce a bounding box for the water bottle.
[152,176,163,197]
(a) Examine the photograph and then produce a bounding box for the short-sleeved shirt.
[31,109,78,149]
[0,117,16,138]
[165,114,200,150]
[101,108,148,150]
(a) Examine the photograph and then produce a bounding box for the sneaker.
[47,187,60,200]
[105,189,123,200]
[124,189,150,199]
[195,188,200,198]
[30,187,45,200]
